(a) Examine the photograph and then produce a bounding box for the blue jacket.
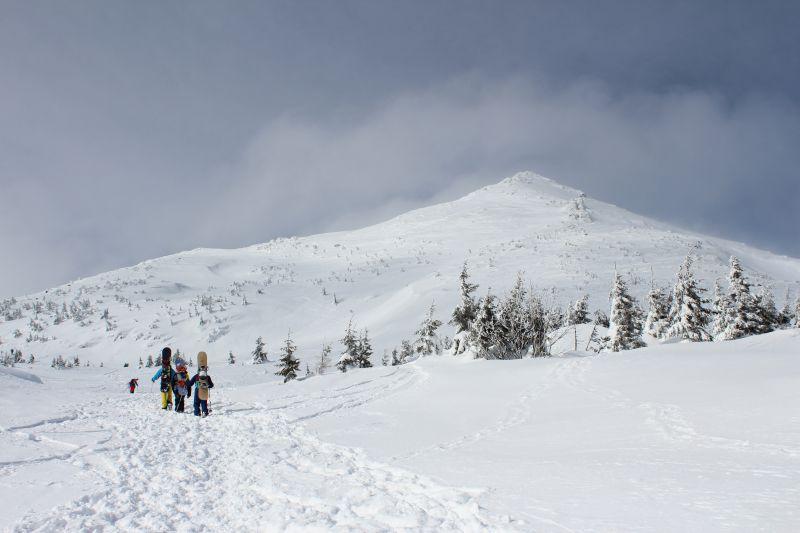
[151,367,176,383]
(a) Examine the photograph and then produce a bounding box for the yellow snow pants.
[161,388,173,408]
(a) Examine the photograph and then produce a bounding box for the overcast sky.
[1,1,799,297]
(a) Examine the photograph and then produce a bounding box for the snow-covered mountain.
[2,171,799,365]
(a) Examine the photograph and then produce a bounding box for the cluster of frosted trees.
[258,254,799,380]
[607,255,798,352]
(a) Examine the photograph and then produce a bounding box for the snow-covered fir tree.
[494,274,531,359]
[723,256,759,340]
[643,284,670,338]
[399,340,415,364]
[608,271,645,351]
[795,297,800,328]
[251,336,269,364]
[355,329,374,368]
[753,286,778,335]
[138,356,143,369]
[593,309,610,328]
[450,262,479,354]
[567,294,590,325]
[711,279,730,340]
[666,255,711,341]
[337,318,359,372]
[228,351,236,364]
[145,354,154,367]
[415,301,443,356]
[275,333,300,383]
[317,343,331,374]
[777,289,794,328]
[528,292,553,357]
[471,291,499,359]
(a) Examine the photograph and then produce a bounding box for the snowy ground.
[2,330,799,532]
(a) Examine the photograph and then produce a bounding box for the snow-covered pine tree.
[450,262,479,354]
[777,289,794,328]
[381,349,391,366]
[495,274,531,359]
[711,279,730,341]
[723,256,760,340]
[666,255,711,341]
[753,286,778,334]
[228,351,236,364]
[415,301,443,356]
[399,340,414,363]
[471,291,498,359]
[146,354,154,367]
[356,329,374,368]
[608,271,645,351]
[138,356,143,369]
[337,319,358,372]
[251,336,269,364]
[528,292,551,357]
[275,333,300,383]
[567,295,590,325]
[593,310,610,328]
[643,284,670,338]
[795,296,800,328]
[317,343,331,374]
[390,347,402,366]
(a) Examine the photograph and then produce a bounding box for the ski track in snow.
[10,367,518,533]
[553,356,800,458]
[392,363,558,462]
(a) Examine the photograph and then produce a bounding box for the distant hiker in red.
[128,378,139,394]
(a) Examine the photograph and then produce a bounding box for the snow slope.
[1,171,798,368]
[2,329,799,531]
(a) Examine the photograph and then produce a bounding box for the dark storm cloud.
[1,1,798,297]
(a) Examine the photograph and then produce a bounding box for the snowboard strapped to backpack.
[197,351,210,400]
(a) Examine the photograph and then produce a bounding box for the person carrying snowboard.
[128,378,139,394]
[188,351,214,417]
[150,347,176,410]
[172,358,191,413]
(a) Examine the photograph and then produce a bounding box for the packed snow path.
[8,367,513,532]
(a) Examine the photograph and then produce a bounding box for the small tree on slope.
[711,279,730,341]
[355,329,374,368]
[567,294,590,326]
[471,292,499,359]
[666,255,711,341]
[450,262,479,354]
[608,272,645,351]
[317,343,332,374]
[643,284,670,338]
[337,318,358,372]
[251,336,269,364]
[494,274,532,359]
[415,301,443,356]
[275,333,300,383]
[723,256,760,340]
[753,286,778,335]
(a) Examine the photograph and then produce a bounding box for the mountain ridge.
[2,171,798,365]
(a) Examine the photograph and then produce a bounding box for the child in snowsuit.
[189,368,214,417]
[151,347,176,410]
[171,359,191,413]
[128,378,138,394]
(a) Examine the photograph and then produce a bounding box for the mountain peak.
[487,171,584,200]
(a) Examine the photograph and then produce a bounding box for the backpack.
[160,366,171,392]
[197,370,210,400]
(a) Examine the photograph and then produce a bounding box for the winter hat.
[162,347,172,358]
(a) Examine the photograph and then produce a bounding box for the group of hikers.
[127,347,214,417]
